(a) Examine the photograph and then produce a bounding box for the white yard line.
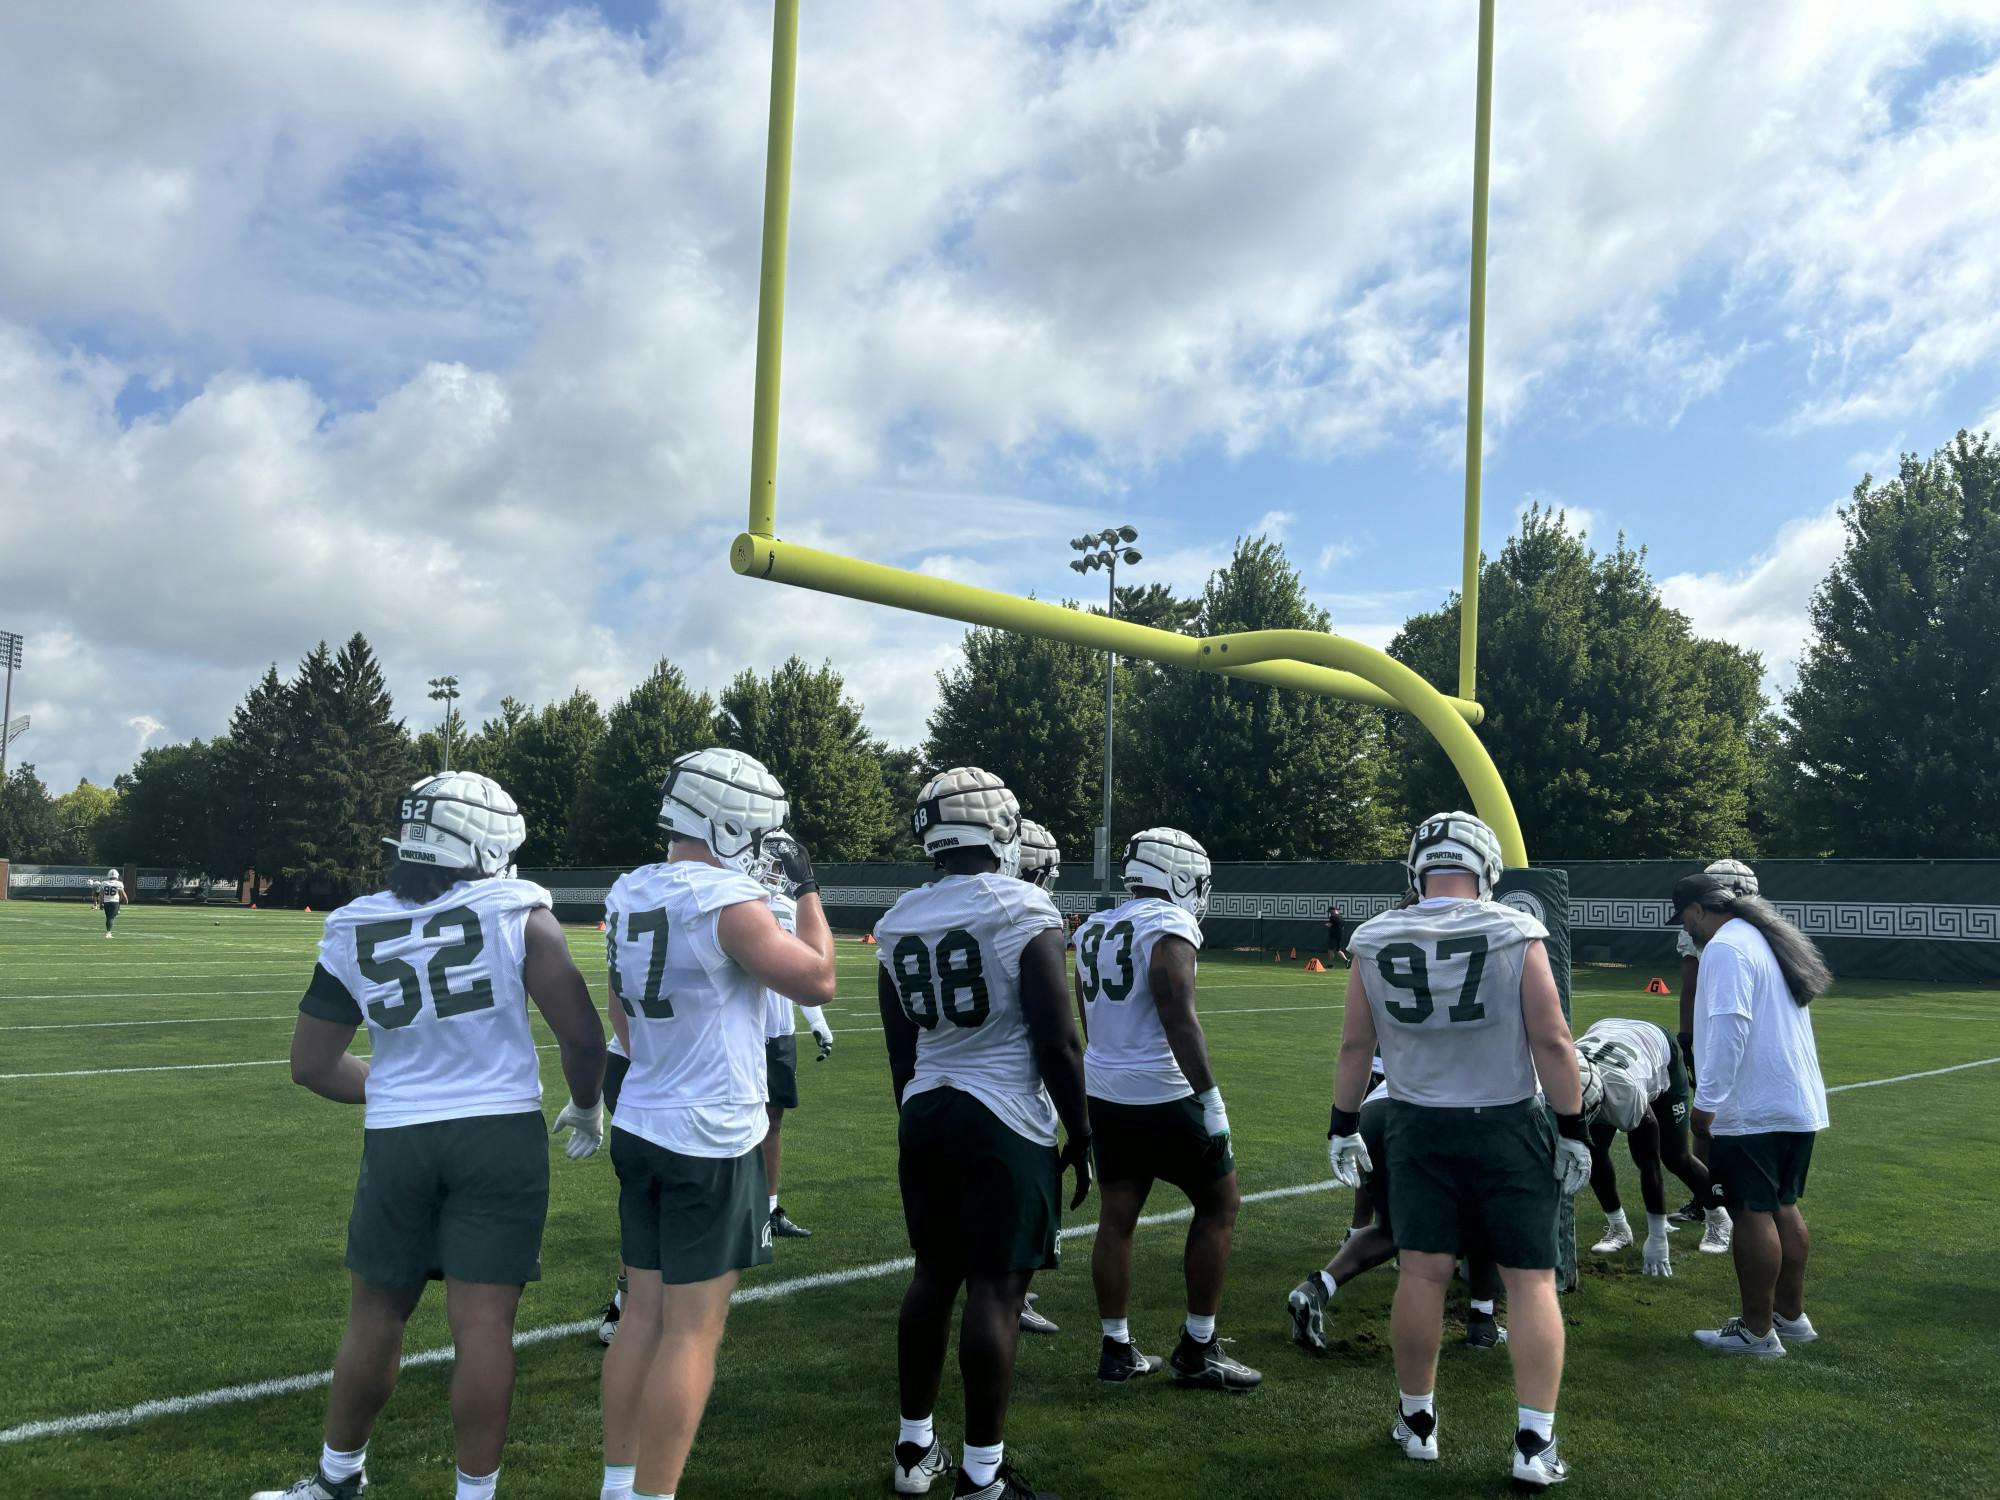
[0,1016,296,1031]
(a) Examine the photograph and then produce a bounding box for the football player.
[1328,811,1587,1491]
[1575,1017,1728,1276]
[1669,858,1758,1251]
[1076,827,1259,1393]
[877,769,1091,1500]
[596,749,837,1500]
[254,773,609,1500]
[91,867,125,937]
[1013,818,1063,1337]
[755,831,837,1242]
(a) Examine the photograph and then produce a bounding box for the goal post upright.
[1459,0,1494,705]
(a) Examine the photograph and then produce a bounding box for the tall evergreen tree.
[716,658,895,860]
[1781,431,2000,855]
[219,665,294,880]
[327,633,419,885]
[873,745,931,859]
[570,661,717,866]
[509,690,605,867]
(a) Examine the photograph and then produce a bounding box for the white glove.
[800,1006,834,1062]
[1554,1137,1593,1195]
[1328,1132,1373,1189]
[1642,1234,1672,1277]
[552,1097,606,1161]
[1196,1086,1230,1140]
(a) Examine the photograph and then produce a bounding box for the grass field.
[2,900,1997,1500]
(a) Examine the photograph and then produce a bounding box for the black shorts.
[899,1086,1060,1275]
[1383,1097,1558,1269]
[603,1051,631,1115]
[1359,1100,1393,1230]
[1708,1131,1815,1213]
[1655,1029,1691,1130]
[765,1034,800,1111]
[1088,1094,1234,1194]
[612,1128,772,1284]
[345,1111,550,1288]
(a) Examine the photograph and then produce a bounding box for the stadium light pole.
[427,675,460,773]
[0,630,22,788]
[1067,526,1141,906]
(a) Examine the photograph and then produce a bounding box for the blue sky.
[3,0,1998,795]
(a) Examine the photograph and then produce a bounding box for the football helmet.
[1576,1051,1606,1121]
[658,748,789,875]
[1018,819,1061,889]
[1122,827,1212,919]
[387,771,527,878]
[753,832,793,896]
[1704,858,1758,897]
[913,766,1023,877]
[1406,810,1504,899]
[104,867,118,879]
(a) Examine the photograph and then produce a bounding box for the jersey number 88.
[892,930,990,1030]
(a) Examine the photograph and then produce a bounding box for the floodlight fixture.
[1116,525,1139,542]
[1122,548,1142,565]
[0,631,20,671]
[427,675,462,772]
[1069,559,1089,573]
[4,715,26,747]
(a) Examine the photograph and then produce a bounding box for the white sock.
[632,1492,673,1500]
[601,1463,636,1500]
[1184,1312,1216,1343]
[963,1442,1004,1488]
[768,1194,779,1214]
[1101,1317,1130,1344]
[1400,1389,1434,1416]
[1315,1270,1337,1298]
[321,1444,366,1482]
[1604,1208,1629,1231]
[1647,1212,1671,1240]
[898,1414,934,1449]
[455,1468,498,1500]
[1518,1405,1555,1441]
[1470,1298,1495,1316]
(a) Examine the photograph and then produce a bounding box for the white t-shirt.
[1075,896,1205,1104]
[605,861,772,1158]
[1577,1017,1674,1133]
[762,890,800,1039]
[875,873,1065,1145]
[311,877,551,1129]
[1693,918,1830,1135]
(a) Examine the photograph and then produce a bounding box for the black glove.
[1058,1131,1094,1210]
[767,834,817,899]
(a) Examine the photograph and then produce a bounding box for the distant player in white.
[1328,812,1588,1492]
[877,769,1091,1500]
[755,831,836,1243]
[597,749,836,1500]
[1573,1017,1724,1278]
[90,867,125,936]
[255,773,608,1500]
[1013,819,1063,1338]
[1669,858,1758,1251]
[1077,827,1259,1393]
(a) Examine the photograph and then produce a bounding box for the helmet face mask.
[658,748,789,876]
[1121,827,1212,919]
[1406,811,1504,900]
[389,772,527,878]
[1576,1051,1606,1121]
[913,767,1023,875]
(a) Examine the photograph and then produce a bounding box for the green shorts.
[345,1110,550,1289]
[1709,1131,1815,1214]
[898,1087,1060,1275]
[765,1034,800,1111]
[1088,1094,1233,1194]
[612,1128,773,1285]
[1383,1097,1559,1269]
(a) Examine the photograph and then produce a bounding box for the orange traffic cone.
[1645,977,1670,994]
[863,933,878,946]
[597,920,607,933]
[304,906,312,913]
[1305,957,1326,973]
[1272,951,1281,962]
[1289,947,1298,960]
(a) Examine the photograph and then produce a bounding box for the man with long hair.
[1668,857,1760,1248]
[256,773,609,1500]
[1670,872,1832,1357]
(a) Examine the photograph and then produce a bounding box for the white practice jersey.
[1075,896,1205,1104]
[876,873,1065,1145]
[762,890,800,1039]
[605,861,772,1158]
[1350,896,1550,1109]
[1576,1017,1675,1133]
[97,877,126,905]
[311,877,551,1130]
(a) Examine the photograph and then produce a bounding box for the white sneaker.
[1390,1408,1439,1461]
[1698,1210,1733,1254]
[892,1438,954,1494]
[1773,1312,1818,1344]
[1513,1430,1570,1489]
[1694,1317,1784,1357]
[251,1473,367,1500]
[1591,1219,1633,1254]
[1641,1235,1672,1277]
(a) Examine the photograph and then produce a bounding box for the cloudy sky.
[4,0,1997,795]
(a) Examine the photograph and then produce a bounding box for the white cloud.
[1659,505,1849,692]
[1316,540,1359,572]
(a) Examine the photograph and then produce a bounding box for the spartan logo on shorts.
[760,1218,774,1250]
[1499,889,1546,924]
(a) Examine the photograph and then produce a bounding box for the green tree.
[219,665,294,880]
[1113,581,1199,637]
[1126,536,1400,859]
[49,780,120,865]
[1389,506,1764,858]
[0,763,59,860]
[873,745,931,858]
[508,690,605,867]
[717,658,895,860]
[1781,431,2000,855]
[570,661,717,867]
[101,742,228,874]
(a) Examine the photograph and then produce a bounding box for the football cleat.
[1287,1274,1331,1353]
[1390,1406,1439,1461]
[1512,1429,1569,1489]
[1462,1310,1508,1349]
[1698,1210,1733,1254]
[1668,1197,1704,1225]
[1019,1291,1058,1335]
[596,1298,620,1345]
[1097,1335,1162,1383]
[1694,1317,1785,1357]
[1772,1312,1818,1344]
[951,1462,1057,1499]
[769,1204,812,1239]
[1168,1331,1261,1391]
[893,1438,956,1495]
[251,1471,367,1500]
[1590,1219,1632,1254]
